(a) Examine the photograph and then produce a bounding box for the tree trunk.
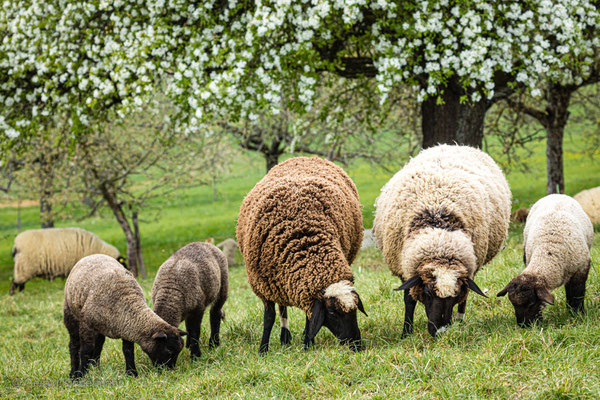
[39,157,54,228]
[421,79,491,149]
[99,184,139,277]
[132,210,146,278]
[544,84,572,195]
[265,151,280,172]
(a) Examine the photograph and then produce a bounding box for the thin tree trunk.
[132,210,146,278]
[265,152,280,172]
[544,84,572,195]
[39,157,54,228]
[421,78,491,149]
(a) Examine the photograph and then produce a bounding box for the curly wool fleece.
[373,144,511,298]
[236,157,363,317]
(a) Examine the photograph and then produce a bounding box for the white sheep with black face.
[498,194,593,327]
[373,144,511,337]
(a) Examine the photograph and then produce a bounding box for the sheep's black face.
[497,275,554,328]
[323,307,363,351]
[422,285,464,337]
[146,330,186,368]
[307,295,367,351]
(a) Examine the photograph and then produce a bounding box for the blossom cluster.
[1,0,599,139]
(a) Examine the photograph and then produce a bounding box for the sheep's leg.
[301,316,314,349]
[259,301,275,354]
[402,290,417,337]
[122,340,138,377]
[186,309,204,359]
[77,323,97,378]
[279,305,292,345]
[64,308,81,379]
[209,291,227,349]
[455,300,467,322]
[565,262,590,314]
[91,333,105,367]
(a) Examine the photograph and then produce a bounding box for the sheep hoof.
[280,328,292,345]
[126,368,138,378]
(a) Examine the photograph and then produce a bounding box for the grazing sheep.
[498,194,593,326]
[64,254,186,378]
[152,242,228,359]
[512,207,529,223]
[215,238,238,266]
[10,227,125,295]
[373,144,511,337]
[574,186,600,224]
[236,156,367,353]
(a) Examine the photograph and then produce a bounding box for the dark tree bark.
[421,78,492,149]
[132,210,146,278]
[544,85,572,194]
[39,156,55,228]
[265,152,280,172]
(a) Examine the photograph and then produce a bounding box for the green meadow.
[0,131,599,399]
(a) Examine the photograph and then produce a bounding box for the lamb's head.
[396,262,487,338]
[306,280,367,351]
[141,326,187,368]
[497,274,554,327]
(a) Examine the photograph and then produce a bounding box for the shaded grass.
[0,133,599,398]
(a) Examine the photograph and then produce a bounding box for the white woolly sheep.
[64,254,186,378]
[152,242,228,359]
[373,144,511,337]
[10,227,125,295]
[361,229,376,249]
[573,186,600,224]
[498,194,593,326]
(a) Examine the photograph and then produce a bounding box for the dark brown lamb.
[64,254,186,379]
[236,156,366,353]
[152,242,228,359]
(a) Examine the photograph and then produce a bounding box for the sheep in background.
[152,242,228,359]
[361,229,376,249]
[216,238,238,266]
[10,227,125,295]
[574,186,600,225]
[498,194,593,326]
[374,144,511,337]
[64,254,186,378]
[512,207,529,223]
[237,157,366,353]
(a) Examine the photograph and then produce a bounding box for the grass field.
[0,132,599,398]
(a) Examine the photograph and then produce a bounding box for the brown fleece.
[13,227,120,285]
[64,254,180,353]
[236,157,363,317]
[574,186,600,224]
[511,208,529,223]
[373,145,511,287]
[152,242,229,327]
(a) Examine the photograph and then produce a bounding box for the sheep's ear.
[394,275,422,291]
[307,300,325,341]
[152,331,168,340]
[356,294,368,317]
[467,278,488,298]
[497,282,514,297]
[536,287,555,305]
[177,329,188,337]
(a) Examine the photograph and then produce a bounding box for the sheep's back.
[374,145,510,276]
[237,157,362,308]
[574,186,600,224]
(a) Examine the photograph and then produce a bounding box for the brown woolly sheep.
[215,238,238,266]
[573,186,600,224]
[152,242,228,359]
[64,254,186,379]
[236,156,366,353]
[373,144,511,337]
[498,194,593,326]
[10,227,126,295]
[512,207,529,223]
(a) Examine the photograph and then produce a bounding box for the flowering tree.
[2,1,599,150]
